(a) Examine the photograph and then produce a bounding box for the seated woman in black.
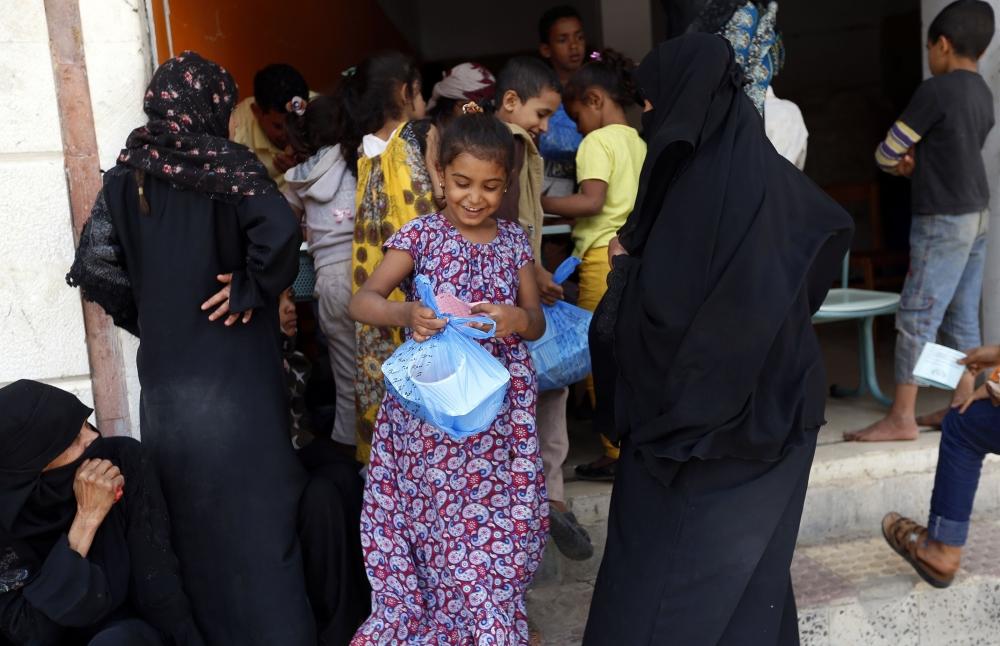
[0,380,204,646]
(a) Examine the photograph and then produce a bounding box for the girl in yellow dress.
[343,52,438,460]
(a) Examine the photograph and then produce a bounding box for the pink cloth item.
[434,292,489,317]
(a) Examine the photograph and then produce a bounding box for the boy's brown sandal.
[881,512,955,589]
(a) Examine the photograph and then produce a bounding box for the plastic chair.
[813,253,900,406]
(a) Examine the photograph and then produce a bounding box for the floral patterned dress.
[354,121,436,463]
[352,213,548,646]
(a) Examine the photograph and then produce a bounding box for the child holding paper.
[847,0,995,441]
[348,108,547,645]
[882,345,1000,588]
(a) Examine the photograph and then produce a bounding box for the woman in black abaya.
[67,52,314,645]
[583,34,852,645]
[0,380,204,646]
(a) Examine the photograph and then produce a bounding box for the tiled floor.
[794,516,1000,610]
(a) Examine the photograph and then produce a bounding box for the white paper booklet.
[913,343,967,390]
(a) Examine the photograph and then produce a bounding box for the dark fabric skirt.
[583,432,817,646]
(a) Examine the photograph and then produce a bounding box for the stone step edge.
[560,444,1000,528]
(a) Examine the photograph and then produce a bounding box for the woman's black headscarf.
[0,380,101,562]
[117,51,275,202]
[661,0,748,38]
[611,34,852,476]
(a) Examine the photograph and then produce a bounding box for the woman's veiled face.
[43,422,98,472]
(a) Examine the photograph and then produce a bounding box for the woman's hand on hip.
[608,236,628,266]
[200,273,254,326]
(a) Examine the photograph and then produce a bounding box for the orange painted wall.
[151,0,410,99]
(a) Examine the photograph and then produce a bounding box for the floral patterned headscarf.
[118,51,275,202]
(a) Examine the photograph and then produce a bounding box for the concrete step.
[799,431,1000,545]
[529,516,1000,646]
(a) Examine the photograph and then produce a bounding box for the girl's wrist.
[514,306,530,335]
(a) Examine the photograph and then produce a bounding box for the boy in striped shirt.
[847,0,995,442]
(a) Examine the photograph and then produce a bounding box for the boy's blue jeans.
[895,211,989,385]
[929,400,1000,546]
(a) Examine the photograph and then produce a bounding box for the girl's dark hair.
[429,97,496,130]
[285,91,361,175]
[339,51,422,135]
[438,112,515,178]
[563,48,643,108]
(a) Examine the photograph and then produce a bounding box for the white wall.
[0,0,150,432]
[920,0,1000,344]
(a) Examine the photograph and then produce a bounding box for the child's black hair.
[339,51,422,136]
[429,98,495,130]
[253,63,309,113]
[563,48,643,108]
[929,0,995,58]
[538,5,583,43]
[438,112,516,178]
[285,91,362,176]
[496,57,562,104]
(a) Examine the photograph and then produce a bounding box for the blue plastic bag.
[527,257,593,391]
[382,276,511,441]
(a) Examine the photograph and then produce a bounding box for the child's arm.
[875,121,918,177]
[348,249,446,342]
[470,264,546,341]
[541,179,608,218]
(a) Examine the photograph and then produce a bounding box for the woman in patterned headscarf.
[426,62,497,128]
[67,52,315,646]
[662,0,782,114]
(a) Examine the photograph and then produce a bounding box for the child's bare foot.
[843,415,919,442]
[916,407,952,428]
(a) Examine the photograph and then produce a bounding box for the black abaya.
[583,34,852,645]
[296,439,370,646]
[68,166,314,646]
[0,378,203,646]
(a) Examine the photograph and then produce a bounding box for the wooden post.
[44,0,132,435]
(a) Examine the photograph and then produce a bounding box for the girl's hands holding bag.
[408,302,447,342]
[470,303,528,339]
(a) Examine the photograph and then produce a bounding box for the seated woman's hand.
[200,273,254,326]
[955,383,1000,414]
[74,459,125,524]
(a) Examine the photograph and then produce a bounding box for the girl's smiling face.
[439,152,507,229]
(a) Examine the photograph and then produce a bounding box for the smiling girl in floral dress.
[349,108,547,645]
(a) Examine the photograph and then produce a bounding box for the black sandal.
[574,458,617,482]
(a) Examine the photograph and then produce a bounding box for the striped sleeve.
[875,120,921,172]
